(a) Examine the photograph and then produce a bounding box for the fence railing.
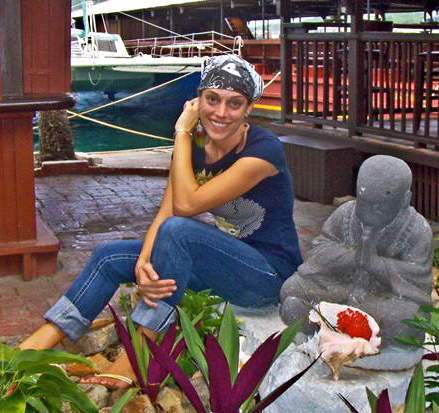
[282,28,439,152]
[124,31,242,58]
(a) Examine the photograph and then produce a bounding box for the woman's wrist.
[174,128,192,137]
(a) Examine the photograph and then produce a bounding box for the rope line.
[38,69,279,143]
[263,71,281,89]
[65,110,174,142]
[68,71,196,119]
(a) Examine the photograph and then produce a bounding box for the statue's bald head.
[355,155,412,228]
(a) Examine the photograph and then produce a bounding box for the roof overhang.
[72,0,210,18]
[71,0,434,20]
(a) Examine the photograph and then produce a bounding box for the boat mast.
[81,0,89,37]
[81,0,99,57]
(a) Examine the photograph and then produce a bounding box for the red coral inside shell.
[336,308,372,340]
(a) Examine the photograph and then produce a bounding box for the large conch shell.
[309,302,381,380]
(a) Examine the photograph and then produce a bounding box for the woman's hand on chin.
[175,97,200,134]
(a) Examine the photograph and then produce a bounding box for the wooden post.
[279,0,293,123]
[0,0,74,280]
[348,0,365,136]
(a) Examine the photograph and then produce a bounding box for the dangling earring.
[194,120,207,148]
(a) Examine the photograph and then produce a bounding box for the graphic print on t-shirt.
[195,168,266,238]
[212,197,265,238]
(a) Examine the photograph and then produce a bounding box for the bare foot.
[81,326,158,389]
[81,350,135,389]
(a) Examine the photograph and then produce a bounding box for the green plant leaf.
[108,388,139,413]
[405,364,425,413]
[21,363,72,381]
[394,334,424,347]
[366,387,378,413]
[427,393,439,405]
[218,303,240,384]
[177,307,208,381]
[29,375,60,398]
[126,312,149,385]
[419,305,439,314]
[120,294,149,385]
[426,365,439,373]
[146,336,207,413]
[27,397,50,413]
[432,401,439,413]
[15,348,93,371]
[401,318,430,331]
[37,396,63,413]
[0,342,17,363]
[0,344,98,413]
[0,390,26,413]
[275,319,303,359]
[35,375,98,413]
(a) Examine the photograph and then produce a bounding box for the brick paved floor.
[0,173,334,344]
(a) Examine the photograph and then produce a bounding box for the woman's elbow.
[172,200,197,217]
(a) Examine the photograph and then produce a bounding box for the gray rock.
[79,383,110,409]
[348,345,424,370]
[60,383,109,413]
[122,394,156,413]
[333,195,356,207]
[259,343,412,413]
[62,322,118,356]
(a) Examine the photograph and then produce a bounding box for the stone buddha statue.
[280,155,434,369]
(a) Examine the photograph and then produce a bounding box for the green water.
[34,73,200,152]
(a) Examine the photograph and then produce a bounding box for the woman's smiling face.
[199,89,252,143]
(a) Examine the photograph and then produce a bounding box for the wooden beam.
[348,0,365,136]
[0,0,23,97]
[280,0,293,123]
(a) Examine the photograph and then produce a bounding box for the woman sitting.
[19,54,303,387]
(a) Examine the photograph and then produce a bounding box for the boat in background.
[70,1,242,96]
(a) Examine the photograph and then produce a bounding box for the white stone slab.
[232,305,413,413]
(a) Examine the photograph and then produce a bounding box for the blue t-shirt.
[192,124,303,280]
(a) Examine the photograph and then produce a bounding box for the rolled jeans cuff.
[44,296,91,342]
[131,299,176,333]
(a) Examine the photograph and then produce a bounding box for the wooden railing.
[282,28,439,151]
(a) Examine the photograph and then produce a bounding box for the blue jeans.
[45,217,283,341]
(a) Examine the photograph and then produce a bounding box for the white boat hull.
[71,56,203,94]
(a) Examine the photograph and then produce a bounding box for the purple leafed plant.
[108,304,185,402]
[146,331,318,413]
[338,389,393,413]
[338,362,426,412]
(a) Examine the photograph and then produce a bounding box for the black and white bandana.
[198,54,264,101]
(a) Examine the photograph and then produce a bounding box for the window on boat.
[96,39,118,53]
